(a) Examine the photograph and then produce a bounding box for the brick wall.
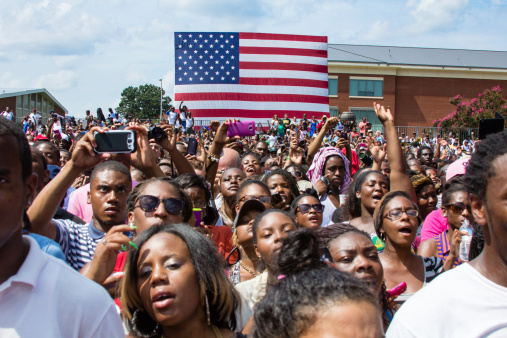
[0,97,17,118]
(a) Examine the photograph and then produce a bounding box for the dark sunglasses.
[239,195,272,204]
[290,170,303,178]
[445,202,471,215]
[137,195,184,215]
[296,203,325,214]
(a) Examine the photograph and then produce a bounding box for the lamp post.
[159,79,163,121]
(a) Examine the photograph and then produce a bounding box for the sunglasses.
[384,209,419,221]
[137,195,184,215]
[445,202,471,215]
[290,170,302,178]
[239,195,272,204]
[296,203,325,214]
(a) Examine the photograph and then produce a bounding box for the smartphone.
[193,208,202,227]
[227,121,256,138]
[387,282,407,298]
[187,137,197,155]
[271,193,283,206]
[94,130,136,154]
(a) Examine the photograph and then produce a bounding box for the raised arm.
[307,117,338,164]
[205,120,238,189]
[159,124,195,175]
[373,103,416,202]
[27,127,109,240]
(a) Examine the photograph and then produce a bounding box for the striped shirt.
[435,230,463,267]
[53,219,105,271]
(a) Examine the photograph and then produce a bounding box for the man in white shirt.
[0,117,124,337]
[166,107,178,125]
[387,130,507,337]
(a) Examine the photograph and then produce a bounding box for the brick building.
[0,88,67,122]
[327,45,507,129]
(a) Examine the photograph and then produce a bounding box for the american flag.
[174,32,329,120]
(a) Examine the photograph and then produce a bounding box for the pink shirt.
[420,209,448,242]
[67,181,138,223]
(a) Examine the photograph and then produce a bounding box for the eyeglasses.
[445,202,471,215]
[290,170,302,178]
[239,195,272,204]
[137,195,184,215]
[296,203,325,214]
[384,209,419,221]
[192,200,207,209]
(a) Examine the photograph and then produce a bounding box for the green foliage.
[116,84,172,120]
[433,86,507,129]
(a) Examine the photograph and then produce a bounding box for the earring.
[131,309,159,338]
[27,200,32,206]
[205,293,211,326]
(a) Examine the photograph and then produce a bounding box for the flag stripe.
[240,69,327,81]
[174,84,328,96]
[239,38,327,50]
[239,46,327,58]
[239,61,328,73]
[174,92,328,104]
[239,77,328,88]
[239,53,327,65]
[239,32,327,43]
[190,109,328,118]
[175,101,329,112]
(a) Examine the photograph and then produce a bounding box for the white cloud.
[32,70,78,90]
[407,0,469,33]
[124,64,148,84]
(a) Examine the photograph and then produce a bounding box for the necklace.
[239,260,258,277]
[219,209,233,226]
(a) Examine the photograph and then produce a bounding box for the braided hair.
[263,169,300,202]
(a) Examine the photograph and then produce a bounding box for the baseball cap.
[34,134,49,141]
[233,199,266,228]
[446,157,470,182]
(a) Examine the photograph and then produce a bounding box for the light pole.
[159,78,163,121]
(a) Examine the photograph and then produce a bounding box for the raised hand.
[324,117,339,131]
[373,102,394,123]
[70,126,110,170]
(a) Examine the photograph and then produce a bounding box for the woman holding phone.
[263,169,300,211]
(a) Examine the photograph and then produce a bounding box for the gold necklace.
[239,260,258,277]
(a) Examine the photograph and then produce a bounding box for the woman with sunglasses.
[286,164,309,182]
[418,183,472,270]
[121,224,243,337]
[373,191,444,307]
[81,177,192,291]
[263,169,300,211]
[291,193,325,229]
[216,168,246,228]
[235,209,298,331]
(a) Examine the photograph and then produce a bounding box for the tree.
[433,86,507,129]
[116,84,172,120]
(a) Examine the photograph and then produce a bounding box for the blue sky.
[1,0,506,118]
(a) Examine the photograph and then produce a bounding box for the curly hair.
[464,130,507,200]
[410,174,434,194]
[347,170,388,218]
[253,229,379,338]
[262,169,300,202]
[417,145,433,159]
[121,224,239,336]
[126,177,193,222]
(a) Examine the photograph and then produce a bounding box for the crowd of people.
[1,100,506,337]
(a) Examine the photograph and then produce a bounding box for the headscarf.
[307,147,351,193]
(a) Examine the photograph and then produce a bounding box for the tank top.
[434,230,463,267]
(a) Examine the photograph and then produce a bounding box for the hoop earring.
[205,293,211,326]
[131,309,160,338]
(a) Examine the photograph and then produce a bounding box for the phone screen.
[94,131,136,153]
[187,138,197,155]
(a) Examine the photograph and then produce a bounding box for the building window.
[349,79,383,98]
[328,77,338,96]
[330,107,339,117]
[350,108,383,132]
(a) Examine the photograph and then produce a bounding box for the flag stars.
[183,61,187,65]
[194,60,198,64]
[216,71,219,75]
[210,77,214,80]
[209,34,213,38]
[199,44,203,48]
[231,45,235,48]
[199,34,203,38]
[232,77,236,80]
[209,44,214,48]
[205,71,209,75]
[200,77,203,81]
[179,77,182,81]
[189,77,193,81]
[194,50,198,54]
[183,51,187,54]
[194,72,198,75]
[225,50,230,54]
[221,66,225,69]
[184,72,188,76]
[220,34,224,38]
[188,56,192,59]
[230,35,234,38]
[199,55,203,59]
[204,39,208,43]
[183,39,187,43]
[189,66,193,70]
[178,56,182,60]
[220,55,224,59]
[204,50,209,54]
[178,34,182,38]
[188,34,192,38]
[188,44,193,48]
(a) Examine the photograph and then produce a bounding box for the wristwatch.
[319,176,329,186]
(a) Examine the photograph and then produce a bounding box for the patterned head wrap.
[307,147,351,193]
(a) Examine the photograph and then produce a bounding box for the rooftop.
[328,44,507,70]
[0,88,68,114]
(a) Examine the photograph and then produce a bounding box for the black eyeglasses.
[445,202,471,215]
[136,195,184,215]
[296,203,325,214]
[290,170,302,178]
[239,195,272,204]
[384,209,418,221]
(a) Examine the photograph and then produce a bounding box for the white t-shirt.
[0,236,124,337]
[168,111,178,125]
[268,135,277,147]
[387,263,507,337]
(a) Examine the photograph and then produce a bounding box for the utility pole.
[159,79,163,121]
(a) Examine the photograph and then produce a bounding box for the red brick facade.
[329,73,507,126]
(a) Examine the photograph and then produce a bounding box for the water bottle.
[459,220,473,262]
